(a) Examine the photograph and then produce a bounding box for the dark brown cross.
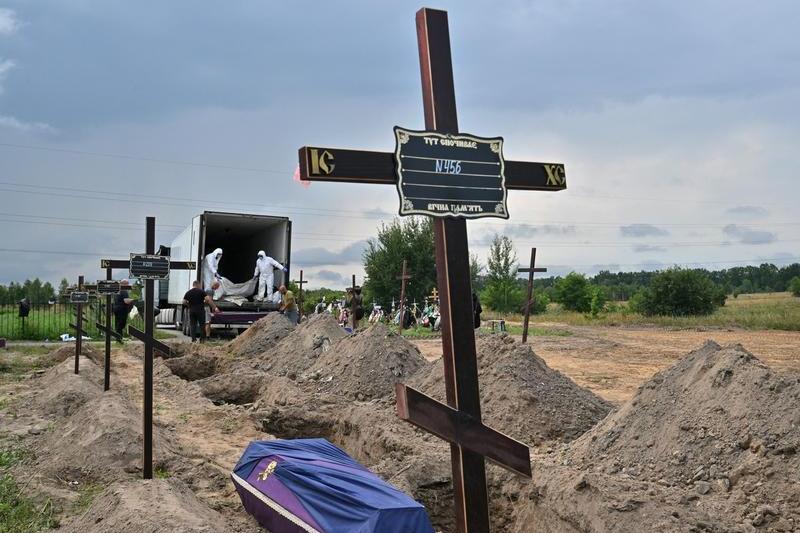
[71,275,85,374]
[298,8,566,531]
[293,269,308,320]
[348,274,361,330]
[396,259,412,334]
[94,268,123,391]
[517,247,547,344]
[100,216,195,479]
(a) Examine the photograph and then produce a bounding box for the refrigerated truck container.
[159,211,292,334]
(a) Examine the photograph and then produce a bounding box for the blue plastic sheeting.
[233,438,434,533]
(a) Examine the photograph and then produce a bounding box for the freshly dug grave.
[303,323,428,400]
[164,352,219,381]
[561,341,800,530]
[29,356,103,417]
[255,313,347,377]
[62,478,230,533]
[411,334,613,446]
[32,383,178,483]
[500,342,800,533]
[45,343,102,366]
[224,312,294,358]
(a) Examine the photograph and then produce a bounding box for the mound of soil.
[63,478,230,533]
[225,313,294,358]
[564,341,800,528]
[45,343,102,366]
[31,356,103,417]
[258,313,347,377]
[411,334,612,446]
[33,386,177,482]
[305,323,428,400]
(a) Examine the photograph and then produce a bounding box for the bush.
[554,273,592,313]
[789,276,800,297]
[518,291,549,315]
[589,285,608,317]
[636,268,722,316]
[481,279,524,313]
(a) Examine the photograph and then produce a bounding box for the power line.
[0,142,287,174]
[2,180,798,229]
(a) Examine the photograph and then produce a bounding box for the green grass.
[154,467,170,479]
[0,474,58,532]
[73,483,103,512]
[493,324,573,337]
[0,444,57,533]
[0,348,60,385]
[483,292,800,331]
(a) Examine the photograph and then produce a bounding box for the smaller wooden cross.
[427,287,439,305]
[396,259,412,334]
[100,216,196,480]
[293,270,308,320]
[517,248,547,344]
[69,275,87,375]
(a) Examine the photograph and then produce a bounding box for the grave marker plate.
[394,127,508,219]
[130,254,170,280]
[69,291,90,304]
[96,280,121,294]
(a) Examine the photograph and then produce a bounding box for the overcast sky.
[1,1,798,288]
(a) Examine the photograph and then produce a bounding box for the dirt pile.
[30,356,103,417]
[62,478,231,533]
[257,313,347,376]
[411,334,612,446]
[33,384,177,482]
[225,313,294,358]
[561,341,800,529]
[45,343,102,366]
[304,323,428,400]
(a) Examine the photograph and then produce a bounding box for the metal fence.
[0,298,149,341]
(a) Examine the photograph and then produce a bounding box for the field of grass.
[483,292,800,331]
[0,444,58,532]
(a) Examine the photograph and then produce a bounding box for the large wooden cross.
[397,259,411,334]
[298,8,566,531]
[100,216,195,479]
[517,247,547,344]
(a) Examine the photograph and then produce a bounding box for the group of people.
[202,248,288,303]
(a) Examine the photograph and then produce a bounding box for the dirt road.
[411,325,800,404]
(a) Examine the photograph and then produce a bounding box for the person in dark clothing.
[183,280,211,342]
[472,292,482,329]
[113,280,134,343]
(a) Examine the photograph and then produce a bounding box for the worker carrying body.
[203,248,223,290]
[254,250,287,301]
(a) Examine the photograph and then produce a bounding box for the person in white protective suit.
[254,250,287,301]
[203,248,223,290]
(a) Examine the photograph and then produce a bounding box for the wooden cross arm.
[518,267,548,273]
[395,384,532,477]
[128,326,172,357]
[96,321,124,341]
[299,146,566,191]
[101,259,196,270]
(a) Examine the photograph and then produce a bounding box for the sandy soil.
[412,325,800,404]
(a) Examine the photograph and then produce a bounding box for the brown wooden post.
[75,275,83,374]
[518,248,547,344]
[397,259,411,334]
[104,267,112,390]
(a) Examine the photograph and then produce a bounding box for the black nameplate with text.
[96,280,121,294]
[70,291,90,304]
[394,127,508,219]
[130,254,170,280]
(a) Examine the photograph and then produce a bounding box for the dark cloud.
[722,225,776,245]
[633,244,667,253]
[477,224,576,246]
[726,205,768,217]
[314,269,349,287]
[620,224,669,238]
[292,240,367,267]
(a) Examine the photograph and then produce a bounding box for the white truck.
[158,211,292,334]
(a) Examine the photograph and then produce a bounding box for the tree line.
[357,218,800,317]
